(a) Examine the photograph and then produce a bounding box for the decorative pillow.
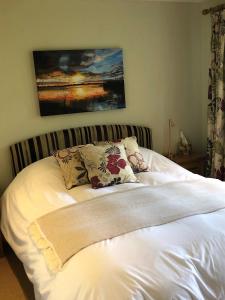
[94,136,150,173]
[79,144,138,189]
[53,145,89,189]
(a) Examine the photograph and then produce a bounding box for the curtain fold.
[207,11,225,180]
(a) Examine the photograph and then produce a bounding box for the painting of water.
[33,49,126,116]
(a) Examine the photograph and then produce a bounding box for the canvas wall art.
[33,48,126,116]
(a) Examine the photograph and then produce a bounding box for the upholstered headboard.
[10,124,152,176]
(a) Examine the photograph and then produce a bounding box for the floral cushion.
[79,144,138,189]
[53,145,89,189]
[94,136,150,173]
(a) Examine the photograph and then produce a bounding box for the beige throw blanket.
[29,179,225,273]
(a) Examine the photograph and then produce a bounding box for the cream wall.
[0,0,203,191]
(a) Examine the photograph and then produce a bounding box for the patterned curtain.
[207,11,225,180]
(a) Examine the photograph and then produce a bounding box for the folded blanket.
[29,179,225,273]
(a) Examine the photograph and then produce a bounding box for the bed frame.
[10,124,152,176]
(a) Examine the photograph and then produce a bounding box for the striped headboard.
[10,124,152,176]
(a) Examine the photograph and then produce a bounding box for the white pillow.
[2,156,76,223]
[139,147,201,177]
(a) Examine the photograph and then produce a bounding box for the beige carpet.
[0,249,34,300]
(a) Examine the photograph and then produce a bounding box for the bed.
[1,124,225,300]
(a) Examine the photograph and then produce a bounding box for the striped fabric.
[10,124,152,176]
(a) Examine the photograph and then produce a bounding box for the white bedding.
[1,148,225,300]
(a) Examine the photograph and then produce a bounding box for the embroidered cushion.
[53,145,89,189]
[79,144,138,189]
[94,136,150,173]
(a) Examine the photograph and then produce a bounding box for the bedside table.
[172,153,206,175]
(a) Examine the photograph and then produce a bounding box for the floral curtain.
[207,11,225,180]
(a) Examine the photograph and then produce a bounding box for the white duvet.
[1,148,225,300]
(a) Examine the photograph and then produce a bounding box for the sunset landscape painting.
[33,49,126,116]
